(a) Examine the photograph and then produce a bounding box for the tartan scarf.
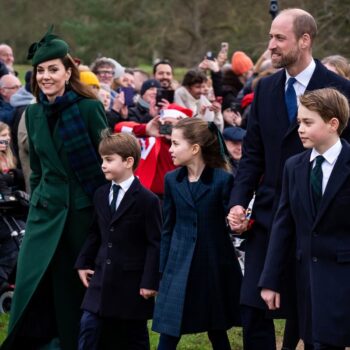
[40,90,105,196]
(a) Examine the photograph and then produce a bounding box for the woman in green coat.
[1,29,107,350]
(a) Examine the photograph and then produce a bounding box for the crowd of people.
[0,6,350,350]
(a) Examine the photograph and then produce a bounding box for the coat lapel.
[110,178,139,224]
[175,167,195,208]
[313,141,350,227]
[295,151,314,219]
[33,111,66,177]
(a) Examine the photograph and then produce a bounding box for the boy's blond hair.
[299,88,350,135]
[99,130,141,170]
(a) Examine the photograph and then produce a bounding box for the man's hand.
[78,269,94,288]
[140,288,157,299]
[261,288,280,310]
[227,205,248,234]
[145,116,161,137]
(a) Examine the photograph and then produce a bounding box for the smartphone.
[156,88,174,106]
[119,87,135,107]
[159,123,173,135]
[206,51,215,61]
[220,42,229,53]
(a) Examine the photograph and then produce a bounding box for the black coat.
[75,177,161,320]
[260,141,350,347]
[229,60,350,313]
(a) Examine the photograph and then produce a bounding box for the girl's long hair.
[173,118,231,171]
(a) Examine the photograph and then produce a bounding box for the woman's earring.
[65,80,69,86]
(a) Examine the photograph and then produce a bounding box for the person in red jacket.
[114,104,193,197]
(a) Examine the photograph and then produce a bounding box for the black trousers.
[305,343,345,350]
[78,310,150,350]
[240,305,276,350]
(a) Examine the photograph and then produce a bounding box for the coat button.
[106,259,111,264]
[193,222,197,227]
[108,242,113,248]
[42,201,48,208]
[312,257,318,262]
[110,227,114,232]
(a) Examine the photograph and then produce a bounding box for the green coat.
[2,98,107,350]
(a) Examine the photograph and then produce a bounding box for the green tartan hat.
[27,25,69,66]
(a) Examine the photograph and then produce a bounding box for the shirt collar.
[310,138,342,165]
[285,59,316,88]
[111,175,135,192]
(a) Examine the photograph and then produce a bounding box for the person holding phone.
[128,79,161,124]
[174,69,224,131]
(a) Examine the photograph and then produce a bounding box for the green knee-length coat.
[1,98,107,350]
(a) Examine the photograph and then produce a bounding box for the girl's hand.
[140,288,158,299]
[78,269,94,288]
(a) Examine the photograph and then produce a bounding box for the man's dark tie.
[110,184,121,214]
[310,155,325,211]
[285,77,297,122]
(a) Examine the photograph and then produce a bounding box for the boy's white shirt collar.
[310,138,342,165]
[112,174,135,192]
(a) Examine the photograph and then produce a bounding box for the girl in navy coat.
[152,118,242,349]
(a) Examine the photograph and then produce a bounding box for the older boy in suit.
[260,88,350,350]
[75,131,161,350]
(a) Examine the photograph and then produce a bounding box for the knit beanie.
[107,58,125,79]
[231,51,253,76]
[140,79,161,96]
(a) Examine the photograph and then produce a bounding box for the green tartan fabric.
[40,91,106,196]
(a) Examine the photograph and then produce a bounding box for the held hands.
[78,269,94,288]
[140,288,157,299]
[261,289,280,310]
[227,205,249,234]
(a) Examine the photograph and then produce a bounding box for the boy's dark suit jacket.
[75,177,161,320]
[229,60,350,313]
[259,140,350,347]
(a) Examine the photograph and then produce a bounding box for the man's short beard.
[272,50,300,69]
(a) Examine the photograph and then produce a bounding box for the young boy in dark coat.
[260,88,350,349]
[75,131,162,350]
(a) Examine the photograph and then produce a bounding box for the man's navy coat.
[229,60,350,312]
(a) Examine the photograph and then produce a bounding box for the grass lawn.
[0,312,291,349]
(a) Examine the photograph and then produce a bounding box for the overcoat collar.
[110,177,141,224]
[175,166,213,208]
[295,140,350,226]
[33,106,66,176]
[313,140,350,227]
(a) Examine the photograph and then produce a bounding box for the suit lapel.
[313,142,350,227]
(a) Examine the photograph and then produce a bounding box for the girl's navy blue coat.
[152,166,242,337]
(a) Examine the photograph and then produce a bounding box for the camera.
[269,0,279,19]
[0,140,9,145]
[159,124,173,135]
[206,51,215,61]
[230,101,241,113]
